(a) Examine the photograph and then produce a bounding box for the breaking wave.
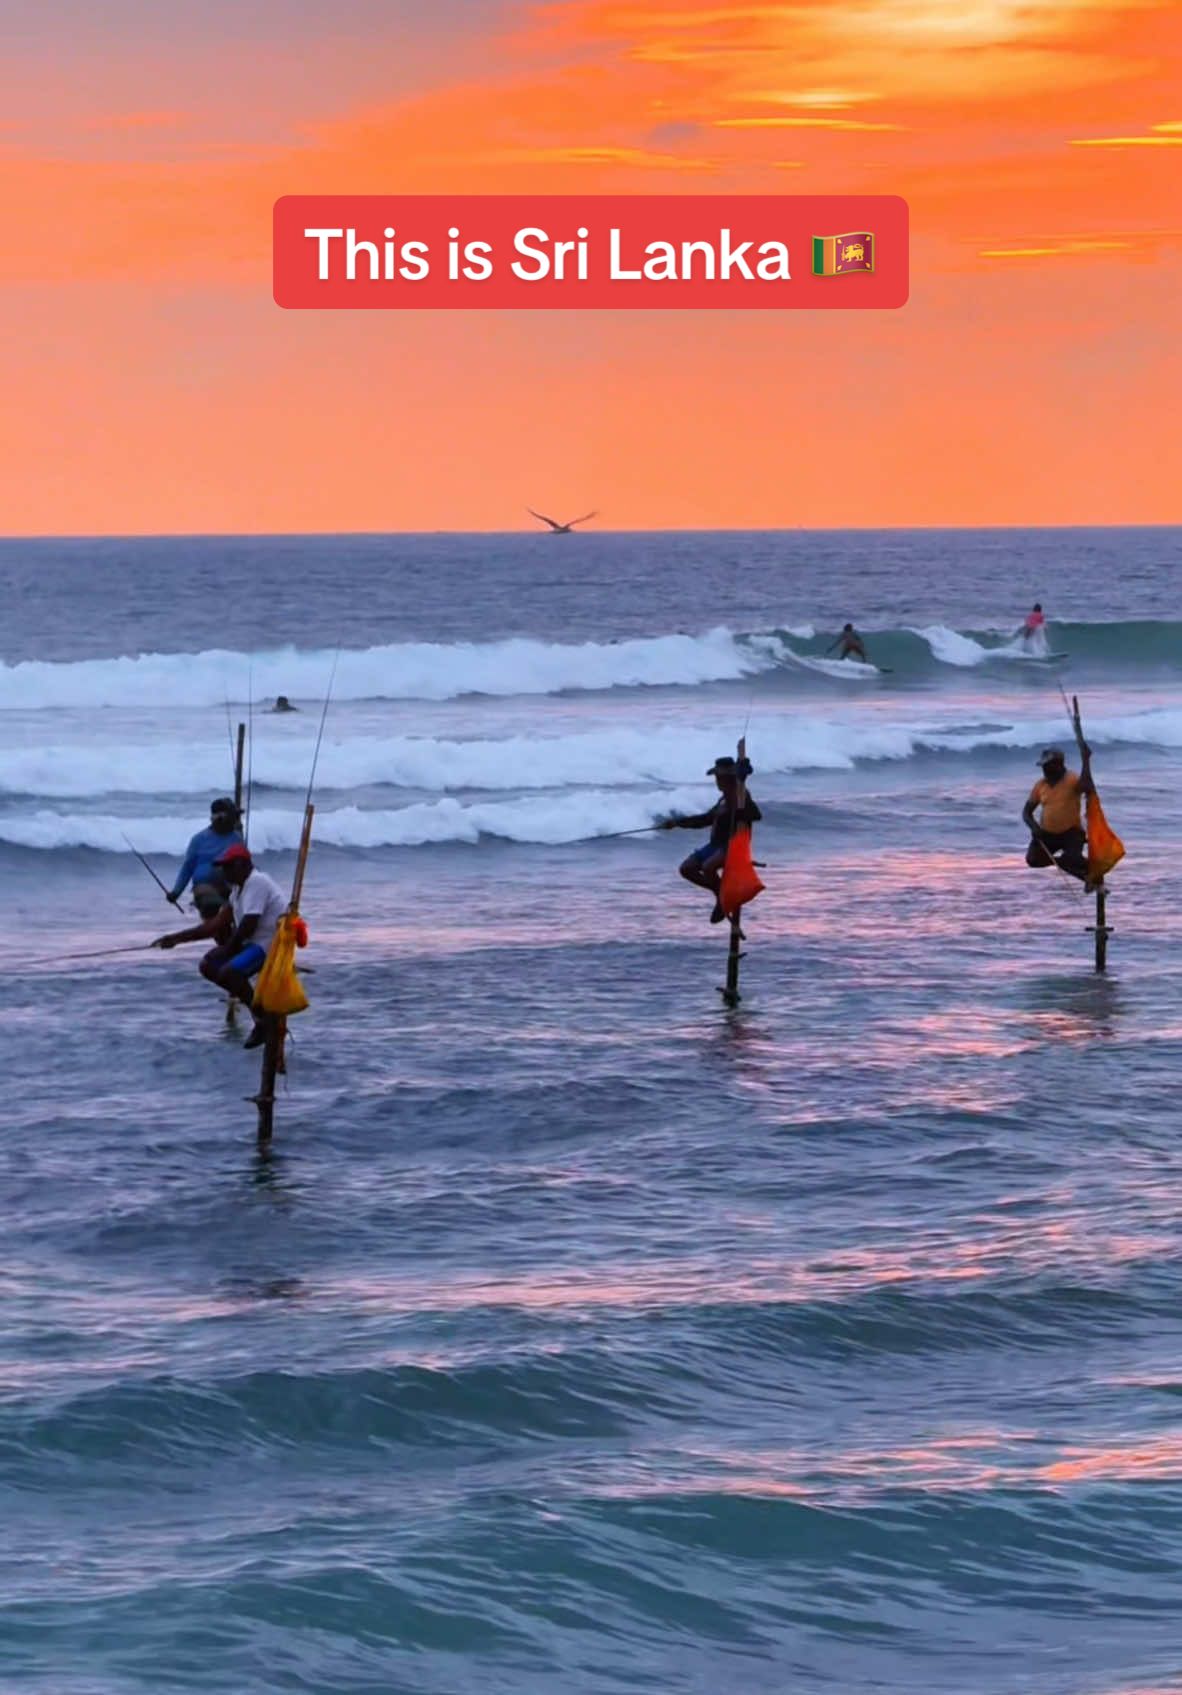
[0,793,704,853]
[0,629,772,711]
[1,709,1179,802]
[1,618,1177,714]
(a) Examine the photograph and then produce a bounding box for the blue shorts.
[227,943,266,976]
[686,841,725,869]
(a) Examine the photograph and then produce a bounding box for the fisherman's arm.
[659,810,714,830]
[224,913,260,953]
[168,840,199,903]
[1022,794,1043,836]
[153,906,231,949]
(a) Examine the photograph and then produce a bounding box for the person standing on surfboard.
[1019,604,1046,647]
[827,622,869,663]
[660,755,762,925]
[1023,744,1093,881]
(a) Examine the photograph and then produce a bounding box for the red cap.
[214,842,253,866]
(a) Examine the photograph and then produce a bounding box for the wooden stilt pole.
[721,913,744,1007]
[1089,884,1111,974]
[251,802,314,1143]
[233,722,246,815]
[225,723,249,1026]
[716,735,750,1009]
[255,1017,284,1145]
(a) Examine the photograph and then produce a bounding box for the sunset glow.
[1,0,1179,532]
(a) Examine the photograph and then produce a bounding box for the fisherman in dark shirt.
[660,754,762,923]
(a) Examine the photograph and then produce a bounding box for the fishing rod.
[245,659,255,845]
[121,833,178,903]
[25,943,159,968]
[584,825,662,842]
[304,646,341,810]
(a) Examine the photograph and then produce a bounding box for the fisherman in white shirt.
[153,842,287,1048]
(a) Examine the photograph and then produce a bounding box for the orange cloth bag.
[720,828,765,918]
[1086,792,1125,881]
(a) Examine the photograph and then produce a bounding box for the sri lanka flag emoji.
[812,233,875,276]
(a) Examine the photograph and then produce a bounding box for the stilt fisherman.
[153,843,287,1047]
[660,754,762,923]
[167,797,244,918]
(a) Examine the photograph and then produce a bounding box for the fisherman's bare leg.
[679,852,727,922]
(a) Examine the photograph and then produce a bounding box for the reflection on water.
[1021,973,1125,1043]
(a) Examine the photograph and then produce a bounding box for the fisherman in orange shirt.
[1023,742,1093,881]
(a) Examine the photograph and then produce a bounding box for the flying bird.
[527,507,598,533]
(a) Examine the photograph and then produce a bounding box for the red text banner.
[273,195,909,310]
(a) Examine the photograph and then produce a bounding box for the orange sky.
[1,0,1179,532]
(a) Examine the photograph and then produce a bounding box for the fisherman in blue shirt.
[168,797,244,918]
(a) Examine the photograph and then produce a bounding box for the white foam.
[913,624,1053,668]
[3,706,1179,803]
[0,628,769,712]
[0,791,706,854]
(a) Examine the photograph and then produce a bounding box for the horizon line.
[1,521,1179,544]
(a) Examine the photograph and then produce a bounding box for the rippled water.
[1,529,1180,1694]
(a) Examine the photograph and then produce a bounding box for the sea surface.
[1,528,1181,1695]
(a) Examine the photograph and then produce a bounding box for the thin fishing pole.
[245,658,255,845]
[224,693,236,779]
[303,645,341,811]
[25,943,158,968]
[121,833,174,900]
[585,825,661,842]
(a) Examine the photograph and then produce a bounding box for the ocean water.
[2,527,1181,1695]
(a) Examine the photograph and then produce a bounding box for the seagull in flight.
[527,507,598,534]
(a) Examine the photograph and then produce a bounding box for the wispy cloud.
[980,229,1182,258]
[714,116,902,130]
[1072,119,1182,147]
[478,144,717,169]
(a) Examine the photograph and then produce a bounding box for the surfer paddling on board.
[827,622,869,663]
[153,843,287,1048]
[1023,744,1094,883]
[660,755,762,924]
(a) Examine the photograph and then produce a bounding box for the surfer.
[1019,604,1046,647]
[827,622,869,663]
[660,755,762,923]
[167,798,244,918]
[153,843,287,1047]
[1023,744,1093,882]
[272,695,298,713]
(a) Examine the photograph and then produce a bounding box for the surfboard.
[788,653,886,681]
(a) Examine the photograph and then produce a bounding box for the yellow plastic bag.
[1086,791,1125,881]
[253,914,310,1016]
